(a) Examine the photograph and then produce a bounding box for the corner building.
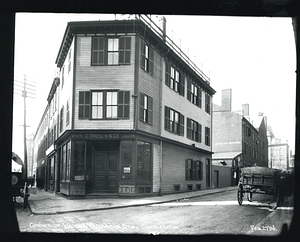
[34,15,216,197]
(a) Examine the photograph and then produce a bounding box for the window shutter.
[118,37,125,64]
[179,73,185,96]
[79,92,84,119]
[149,47,154,75]
[119,37,131,64]
[141,42,146,70]
[193,160,197,180]
[196,87,201,107]
[165,61,170,87]
[125,37,131,64]
[164,106,170,131]
[124,91,130,118]
[185,159,189,180]
[198,124,202,143]
[187,118,191,139]
[117,91,124,118]
[148,96,153,125]
[187,79,191,101]
[92,37,105,65]
[180,113,184,136]
[200,161,203,180]
[139,93,144,121]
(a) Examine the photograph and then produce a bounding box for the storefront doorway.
[94,152,118,192]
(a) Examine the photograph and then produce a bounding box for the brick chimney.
[159,16,166,42]
[242,104,250,120]
[221,89,232,111]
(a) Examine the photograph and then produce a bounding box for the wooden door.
[94,152,118,192]
[214,170,219,188]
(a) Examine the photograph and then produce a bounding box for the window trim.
[141,41,154,75]
[78,90,130,120]
[91,36,131,66]
[139,93,153,125]
[165,106,184,136]
[165,61,185,96]
[205,127,211,146]
[187,78,201,107]
[187,118,202,142]
[185,159,203,181]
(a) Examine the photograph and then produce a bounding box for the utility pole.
[23,75,28,179]
[14,73,36,178]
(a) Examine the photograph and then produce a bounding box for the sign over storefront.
[71,133,136,140]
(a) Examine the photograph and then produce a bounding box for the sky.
[13,13,296,161]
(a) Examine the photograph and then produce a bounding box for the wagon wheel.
[237,185,243,205]
[247,192,253,202]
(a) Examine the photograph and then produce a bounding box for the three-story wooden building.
[34,15,216,197]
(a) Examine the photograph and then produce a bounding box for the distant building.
[289,151,294,168]
[269,137,290,170]
[34,15,216,197]
[26,133,35,177]
[212,89,268,186]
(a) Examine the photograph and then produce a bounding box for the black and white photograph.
[8,10,297,238]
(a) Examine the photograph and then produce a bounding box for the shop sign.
[75,175,85,181]
[71,133,136,140]
[123,167,131,173]
[119,185,135,194]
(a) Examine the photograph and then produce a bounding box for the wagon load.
[237,166,283,207]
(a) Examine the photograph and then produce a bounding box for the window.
[79,90,130,120]
[60,106,64,132]
[187,118,202,142]
[79,91,91,119]
[165,106,184,136]
[139,93,153,124]
[205,127,210,146]
[141,41,154,75]
[185,159,203,180]
[61,144,66,181]
[66,101,70,126]
[205,93,211,114]
[165,61,185,96]
[92,36,131,66]
[247,126,251,137]
[107,38,119,65]
[106,91,118,118]
[187,79,201,107]
[66,141,71,181]
[137,141,152,182]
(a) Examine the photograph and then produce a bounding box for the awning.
[212,151,242,160]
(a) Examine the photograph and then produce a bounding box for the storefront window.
[137,140,151,182]
[74,141,86,179]
[61,144,66,181]
[121,141,132,180]
[66,141,71,181]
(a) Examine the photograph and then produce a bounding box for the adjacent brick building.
[212,89,268,186]
[34,15,216,197]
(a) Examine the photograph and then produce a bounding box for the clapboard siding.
[152,143,161,193]
[73,35,135,130]
[161,142,207,193]
[161,62,212,152]
[137,37,162,136]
